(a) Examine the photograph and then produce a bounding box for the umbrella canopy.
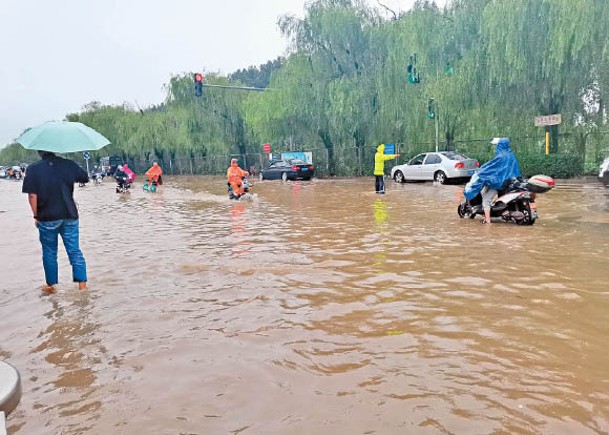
[16,121,111,153]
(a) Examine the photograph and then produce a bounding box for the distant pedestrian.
[22,151,89,293]
[374,144,400,194]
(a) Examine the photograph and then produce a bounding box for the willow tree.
[165,73,251,158]
[266,0,381,174]
[479,0,603,154]
[69,103,143,162]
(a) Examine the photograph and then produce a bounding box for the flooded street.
[1,175,609,434]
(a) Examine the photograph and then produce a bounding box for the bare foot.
[78,282,87,291]
[41,285,56,295]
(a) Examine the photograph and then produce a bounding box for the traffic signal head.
[194,73,203,97]
[445,62,454,75]
[427,98,435,119]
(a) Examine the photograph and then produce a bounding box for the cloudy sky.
[0,0,436,147]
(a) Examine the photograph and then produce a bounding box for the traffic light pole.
[200,83,267,92]
[435,115,439,153]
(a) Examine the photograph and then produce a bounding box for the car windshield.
[441,151,469,161]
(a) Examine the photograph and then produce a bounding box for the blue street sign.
[384,143,395,154]
[83,152,91,160]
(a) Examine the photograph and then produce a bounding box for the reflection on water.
[1,176,609,434]
[230,202,251,257]
[372,198,389,268]
[33,295,102,429]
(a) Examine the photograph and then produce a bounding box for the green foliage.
[0,143,38,164]
[228,57,285,88]
[518,152,583,179]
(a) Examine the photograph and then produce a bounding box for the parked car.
[259,159,315,181]
[0,166,6,178]
[390,151,479,184]
[599,156,609,186]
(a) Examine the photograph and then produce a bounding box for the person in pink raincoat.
[123,163,136,183]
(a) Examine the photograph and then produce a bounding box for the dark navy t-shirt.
[22,155,89,221]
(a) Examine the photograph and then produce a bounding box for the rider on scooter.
[227,158,249,199]
[145,162,163,185]
[463,137,521,224]
[91,164,104,182]
[114,165,131,191]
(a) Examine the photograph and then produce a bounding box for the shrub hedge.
[517,152,583,179]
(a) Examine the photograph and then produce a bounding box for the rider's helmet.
[231,158,238,165]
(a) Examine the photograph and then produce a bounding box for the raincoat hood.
[463,137,521,200]
[376,144,385,153]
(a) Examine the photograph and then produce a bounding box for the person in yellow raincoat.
[145,162,163,185]
[374,144,399,194]
[227,158,249,199]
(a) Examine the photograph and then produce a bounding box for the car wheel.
[258,172,264,181]
[394,171,405,183]
[281,172,288,182]
[434,171,447,184]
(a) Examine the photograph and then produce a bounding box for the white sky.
[0,0,438,147]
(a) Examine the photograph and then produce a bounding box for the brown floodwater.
[1,175,609,434]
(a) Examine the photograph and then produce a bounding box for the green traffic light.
[427,98,435,119]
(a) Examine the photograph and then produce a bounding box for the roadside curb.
[0,361,21,416]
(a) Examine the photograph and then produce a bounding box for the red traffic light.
[194,73,203,82]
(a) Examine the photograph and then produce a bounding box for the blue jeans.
[38,219,87,286]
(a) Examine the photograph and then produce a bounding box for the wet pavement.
[1,175,609,434]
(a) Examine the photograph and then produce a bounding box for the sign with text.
[534,114,562,127]
[263,143,271,153]
[383,143,395,154]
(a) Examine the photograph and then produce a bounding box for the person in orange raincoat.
[145,162,163,185]
[227,158,249,199]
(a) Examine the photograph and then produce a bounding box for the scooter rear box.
[526,175,555,193]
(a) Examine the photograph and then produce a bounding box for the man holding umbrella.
[17,121,110,293]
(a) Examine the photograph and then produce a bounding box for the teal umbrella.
[16,121,111,153]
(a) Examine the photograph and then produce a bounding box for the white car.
[599,156,609,185]
[390,151,479,184]
[0,166,6,178]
